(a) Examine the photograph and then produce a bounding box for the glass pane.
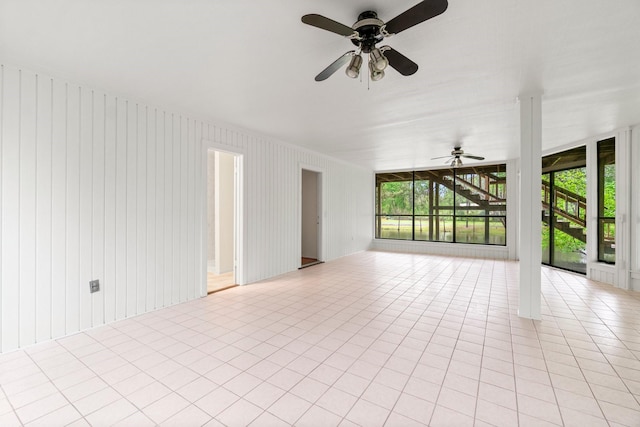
[378,181,413,216]
[488,217,507,245]
[434,178,454,220]
[541,173,551,264]
[414,179,430,216]
[412,215,457,242]
[542,147,587,273]
[599,218,616,263]
[451,166,507,245]
[598,137,615,263]
[377,215,413,240]
[552,168,586,273]
[375,166,507,246]
[414,216,430,241]
[454,167,505,214]
[455,216,486,244]
[433,216,454,242]
[603,163,616,217]
[552,226,586,273]
[453,216,506,245]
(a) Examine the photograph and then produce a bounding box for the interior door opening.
[301,169,322,268]
[207,149,239,293]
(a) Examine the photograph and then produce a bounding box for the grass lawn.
[376,217,506,245]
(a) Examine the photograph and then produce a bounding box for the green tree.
[541,168,587,253]
[380,181,412,214]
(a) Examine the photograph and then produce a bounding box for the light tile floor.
[1,251,640,426]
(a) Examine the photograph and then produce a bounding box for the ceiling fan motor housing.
[351,11,385,53]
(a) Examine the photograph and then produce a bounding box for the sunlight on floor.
[207,271,235,294]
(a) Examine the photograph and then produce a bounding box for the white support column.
[518,93,542,320]
[616,128,632,290]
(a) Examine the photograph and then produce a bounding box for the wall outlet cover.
[90,280,100,293]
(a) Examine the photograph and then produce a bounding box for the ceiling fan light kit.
[369,48,389,72]
[346,54,363,78]
[302,0,448,82]
[368,60,385,81]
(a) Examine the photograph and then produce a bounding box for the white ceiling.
[2,0,640,171]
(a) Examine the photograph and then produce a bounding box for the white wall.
[301,169,318,260]
[225,143,372,285]
[0,64,373,353]
[583,128,633,290]
[214,151,234,274]
[207,150,215,270]
[631,125,640,291]
[370,240,510,259]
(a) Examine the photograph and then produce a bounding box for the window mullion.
[412,171,415,241]
[452,170,456,243]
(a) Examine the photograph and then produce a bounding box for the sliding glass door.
[542,173,551,265]
[542,147,587,274]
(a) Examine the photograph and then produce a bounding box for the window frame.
[375,165,507,246]
[597,137,616,264]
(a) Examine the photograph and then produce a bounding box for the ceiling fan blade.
[315,51,355,81]
[382,47,418,76]
[302,14,357,37]
[431,155,452,160]
[384,0,449,35]
[461,154,485,160]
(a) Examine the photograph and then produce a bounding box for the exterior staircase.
[424,173,588,244]
[425,170,506,212]
[541,180,587,243]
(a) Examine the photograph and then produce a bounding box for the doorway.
[541,146,587,274]
[301,169,322,267]
[207,149,239,293]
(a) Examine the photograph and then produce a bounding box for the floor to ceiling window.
[375,171,414,240]
[375,165,507,245]
[541,146,587,274]
[597,137,616,264]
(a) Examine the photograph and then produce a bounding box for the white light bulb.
[345,54,363,78]
[369,48,388,71]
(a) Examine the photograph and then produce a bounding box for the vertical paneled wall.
[0,65,206,352]
[585,128,634,289]
[205,136,373,285]
[0,64,373,353]
[630,125,640,291]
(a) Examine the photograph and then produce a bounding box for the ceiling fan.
[431,146,485,167]
[301,0,448,82]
